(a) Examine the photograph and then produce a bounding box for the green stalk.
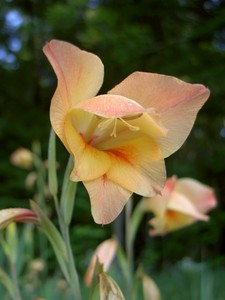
[48,129,81,299]
[9,260,22,300]
[125,197,134,275]
[125,197,147,298]
[52,177,81,299]
[63,225,82,300]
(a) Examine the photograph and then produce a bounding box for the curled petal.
[167,191,209,221]
[109,72,210,157]
[43,40,104,143]
[83,176,132,224]
[0,208,38,230]
[76,94,146,118]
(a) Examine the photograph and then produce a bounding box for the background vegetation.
[0,0,225,298]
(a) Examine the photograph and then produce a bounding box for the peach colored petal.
[107,137,166,197]
[76,94,146,118]
[156,89,209,157]
[128,112,167,138]
[168,191,209,221]
[71,147,111,182]
[64,113,111,181]
[49,89,70,150]
[149,210,194,235]
[174,178,217,213]
[162,175,177,198]
[63,113,86,155]
[144,195,168,217]
[109,72,210,157]
[43,40,104,143]
[84,239,117,286]
[109,72,208,113]
[83,176,132,224]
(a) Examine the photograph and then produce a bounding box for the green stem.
[48,130,81,299]
[9,260,22,300]
[125,197,134,291]
[63,226,82,300]
[129,200,146,250]
[53,194,82,300]
[125,198,147,298]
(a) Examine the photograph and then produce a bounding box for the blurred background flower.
[145,176,217,235]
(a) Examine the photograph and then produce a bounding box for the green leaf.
[129,199,146,247]
[116,242,130,287]
[30,200,70,282]
[0,267,17,299]
[6,223,18,264]
[48,129,58,198]
[60,156,77,225]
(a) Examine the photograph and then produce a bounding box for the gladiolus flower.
[0,208,38,230]
[43,39,210,224]
[146,176,217,235]
[84,238,117,286]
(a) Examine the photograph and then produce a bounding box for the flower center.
[97,115,141,138]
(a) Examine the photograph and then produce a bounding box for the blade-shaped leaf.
[48,129,58,197]
[30,200,69,282]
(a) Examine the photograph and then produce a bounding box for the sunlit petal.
[83,176,132,224]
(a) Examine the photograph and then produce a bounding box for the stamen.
[110,119,118,137]
[97,115,140,139]
[119,118,140,131]
[98,118,114,130]
[123,113,143,120]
